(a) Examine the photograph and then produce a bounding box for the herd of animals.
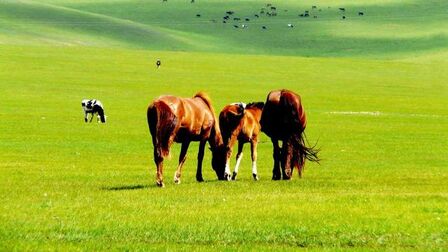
[83,89,320,187]
[190,3,366,29]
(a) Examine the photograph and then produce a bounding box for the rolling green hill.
[1,0,448,58]
[0,0,447,250]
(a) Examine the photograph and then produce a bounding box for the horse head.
[211,144,228,180]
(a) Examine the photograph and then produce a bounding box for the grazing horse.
[260,90,319,180]
[147,92,228,187]
[81,99,106,123]
[219,102,264,181]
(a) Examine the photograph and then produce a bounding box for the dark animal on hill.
[81,99,106,123]
[147,92,227,187]
[219,102,264,181]
[358,12,364,16]
[262,26,267,29]
[339,7,346,11]
[196,14,201,17]
[260,90,319,180]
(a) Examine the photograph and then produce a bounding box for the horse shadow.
[101,184,150,191]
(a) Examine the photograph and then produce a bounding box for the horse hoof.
[231,172,237,180]
[174,178,181,184]
[196,177,204,182]
[225,173,231,181]
[253,174,259,181]
[156,181,165,187]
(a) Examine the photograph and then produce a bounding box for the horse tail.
[147,101,177,158]
[280,90,318,176]
[292,132,320,177]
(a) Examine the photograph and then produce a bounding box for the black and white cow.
[81,99,106,123]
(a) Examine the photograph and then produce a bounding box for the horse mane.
[194,91,215,115]
[194,92,223,146]
[246,102,264,110]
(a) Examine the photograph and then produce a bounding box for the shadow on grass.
[102,184,150,191]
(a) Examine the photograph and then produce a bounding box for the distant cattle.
[245,18,250,21]
[358,12,364,16]
[254,14,259,18]
[196,14,201,17]
[241,24,247,28]
[304,13,309,17]
[270,6,276,10]
[233,25,239,28]
[314,15,317,18]
[223,16,229,20]
[342,15,346,19]
[233,17,241,21]
[287,23,294,28]
[262,26,267,29]
[226,11,234,15]
[312,5,317,9]
[223,20,227,23]
[339,8,346,11]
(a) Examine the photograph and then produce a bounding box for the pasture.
[0,0,447,250]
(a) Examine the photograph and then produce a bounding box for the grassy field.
[0,0,447,250]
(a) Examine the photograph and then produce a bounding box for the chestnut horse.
[260,89,319,180]
[147,92,227,187]
[219,102,264,181]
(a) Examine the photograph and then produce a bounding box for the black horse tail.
[147,101,177,158]
[293,132,320,177]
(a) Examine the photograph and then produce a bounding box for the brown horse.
[219,102,264,181]
[260,89,319,180]
[147,92,227,187]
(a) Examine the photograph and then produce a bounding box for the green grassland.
[0,0,447,250]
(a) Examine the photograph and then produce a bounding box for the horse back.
[261,89,306,139]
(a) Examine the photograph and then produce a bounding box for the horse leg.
[250,139,259,181]
[272,138,281,180]
[281,139,293,180]
[232,141,244,180]
[89,113,94,122]
[84,112,88,122]
[154,149,165,187]
[225,134,238,181]
[174,141,190,184]
[196,140,206,182]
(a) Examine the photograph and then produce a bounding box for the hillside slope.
[1,0,447,58]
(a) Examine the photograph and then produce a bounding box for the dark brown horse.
[147,92,227,187]
[260,89,319,180]
[219,102,264,181]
